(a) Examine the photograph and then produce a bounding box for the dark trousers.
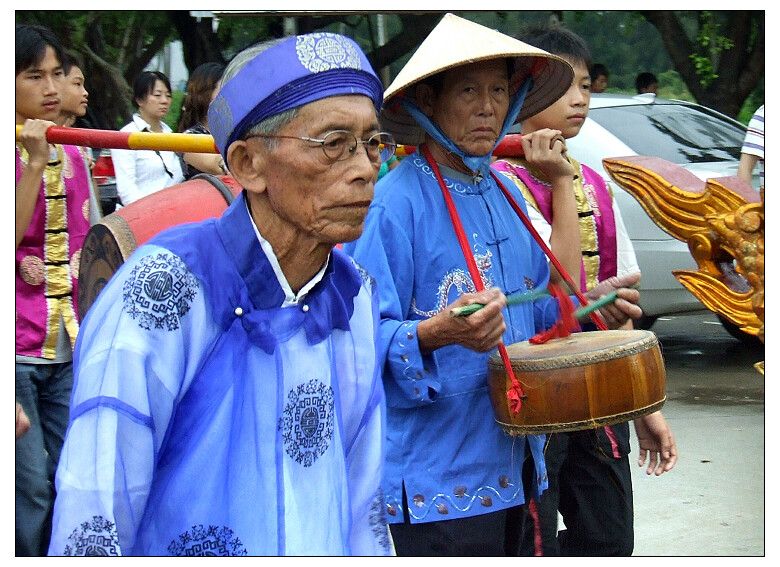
[390,505,524,556]
[519,423,634,556]
[389,452,541,556]
[16,362,73,557]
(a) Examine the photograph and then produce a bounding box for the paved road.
[629,311,765,557]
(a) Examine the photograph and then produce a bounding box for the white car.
[563,93,759,334]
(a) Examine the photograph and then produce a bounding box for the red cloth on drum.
[529,284,580,344]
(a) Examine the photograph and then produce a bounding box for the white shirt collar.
[131,113,171,133]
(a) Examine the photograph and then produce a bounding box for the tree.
[17,10,179,130]
[640,11,764,119]
[15,10,764,130]
[169,11,225,72]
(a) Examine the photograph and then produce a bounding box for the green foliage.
[563,11,674,92]
[656,70,694,101]
[737,78,764,125]
[689,11,735,87]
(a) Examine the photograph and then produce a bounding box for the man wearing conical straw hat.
[344,13,643,555]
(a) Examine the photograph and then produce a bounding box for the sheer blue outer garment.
[343,154,561,524]
[48,193,390,556]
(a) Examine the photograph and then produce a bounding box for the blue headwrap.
[401,74,533,176]
[208,32,384,158]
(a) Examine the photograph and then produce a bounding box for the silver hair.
[222,37,299,149]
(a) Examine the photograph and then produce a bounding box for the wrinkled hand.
[634,411,678,475]
[16,402,31,440]
[520,128,575,180]
[418,288,507,354]
[18,119,55,167]
[585,272,642,328]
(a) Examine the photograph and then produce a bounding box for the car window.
[588,104,745,163]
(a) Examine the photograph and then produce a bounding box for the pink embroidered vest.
[492,156,617,293]
[16,144,92,358]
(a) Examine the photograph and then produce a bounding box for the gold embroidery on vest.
[41,145,73,358]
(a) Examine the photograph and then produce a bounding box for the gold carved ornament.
[601,155,763,374]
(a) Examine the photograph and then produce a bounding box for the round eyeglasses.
[250,130,397,164]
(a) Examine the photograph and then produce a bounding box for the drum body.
[487,329,666,435]
[78,174,242,320]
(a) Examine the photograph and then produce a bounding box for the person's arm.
[737,152,759,185]
[520,129,582,290]
[343,201,511,408]
[583,272,643,328]
[181,151,228,176]
[633,411,678,475]
[16,119,55,248]
[416,288,508,354]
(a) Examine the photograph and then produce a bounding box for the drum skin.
[487,329,666,435]
[77,174,242,320]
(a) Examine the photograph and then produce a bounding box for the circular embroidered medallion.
[168,524,247,556]
[63,515,120,556]
[19,255,45,286]
[122,252,199,331]
[281,379,335,467]
[296,32,361,73]
[70,248,81,280]
[82,198,90,221]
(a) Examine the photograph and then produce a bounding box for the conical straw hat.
[381,13,573,146]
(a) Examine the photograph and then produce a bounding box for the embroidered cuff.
[386,320,440,405]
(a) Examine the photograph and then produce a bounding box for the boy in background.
[492,23,678,556]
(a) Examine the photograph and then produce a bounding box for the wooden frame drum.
[487,329,666,435]
[77,174,241,321]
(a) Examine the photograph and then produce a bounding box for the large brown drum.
[487,329,666,435]
[77,174,242,320]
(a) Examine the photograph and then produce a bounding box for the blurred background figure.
[111,70,184,205]
[635,71,658,94]
[58,53,102,224]
[737,104,764,189]
[176,62,228,179]
[58,53,88,127]
[590,63,609,93]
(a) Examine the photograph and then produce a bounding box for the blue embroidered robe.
[48,193,390,556]
[342,153,562,524]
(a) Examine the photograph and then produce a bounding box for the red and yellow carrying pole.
[15,125,219,154]
[16,125,526,158]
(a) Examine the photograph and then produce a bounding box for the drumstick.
[449,287,549,318]
[571,287,637,322]
[450,285,637,319]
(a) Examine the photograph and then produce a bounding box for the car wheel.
[716,314,763,347]
[632,313,658,330]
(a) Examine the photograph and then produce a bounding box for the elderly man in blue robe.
[47,34,395,556]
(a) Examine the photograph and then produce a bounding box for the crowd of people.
[16,14,694,557]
